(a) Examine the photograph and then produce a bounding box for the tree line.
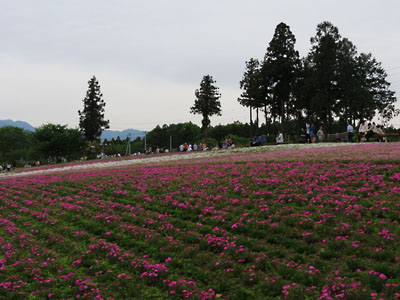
[3,118,399,167]
[0,121,244,165]
[237,21,398,136]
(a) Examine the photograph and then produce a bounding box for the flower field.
[0,144,399,299]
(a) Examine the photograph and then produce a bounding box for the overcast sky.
[1,0,400,131]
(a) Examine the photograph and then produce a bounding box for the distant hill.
[101,129,146,141]
[0,120,145,141]
[0,119,36,131]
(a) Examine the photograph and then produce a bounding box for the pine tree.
[335,38,359,125]
[238,58,265,131]
[190,75,221,139]
[262,22,300,133]
[78,76,110,141]
[306,22,341,132]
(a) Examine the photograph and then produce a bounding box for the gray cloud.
[1,0,399,129]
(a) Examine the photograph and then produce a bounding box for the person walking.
[309,121,316,143]
[317,126,324,142]
[305,121,311,143]
[347,121,354,142]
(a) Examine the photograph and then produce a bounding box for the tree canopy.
[190,75,222,138]
[78,76,110,141]
[262,22,301,132]
[238,21,398,134]
[238,58,263,130]
[34,124,87,161]
[0,126,33,163]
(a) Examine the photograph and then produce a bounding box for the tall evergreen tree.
[238,58,264,130]
[302,22,398,130]
[306,21,341,131]
[336,38,360,125]
[262,22,300,133]
[78,76,110,141]
[293,57,313,125]
[190,75,222,139]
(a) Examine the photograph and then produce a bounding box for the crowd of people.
[250,119,388,146]
[250,132,285,146]
[178,142,205,152]
[0,163,12,173]
[178,137,236,153]
[356,121,387,142]
[300,121,325,143]
[305,120,387,143]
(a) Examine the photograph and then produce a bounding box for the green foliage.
[239,21,398,134]
[263,22,301,132]
[302,21,398,129]
[144,122,256,150]
[0,126,34,163]
[34,124,87,161]
[302,22,341,131]
[238,59,262,110]
[146,122,202,150]
[78,76,110,142]
[222,134,249,147]
[102,137,145,156]
[238,59,264,130]
[208,121,252,141]
[190,75,222,137]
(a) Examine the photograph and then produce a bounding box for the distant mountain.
[0,119,36,131]
[101,129,146,141]
[0,119,145,141]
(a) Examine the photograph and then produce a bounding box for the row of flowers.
[5,143,400,179]
[0,143,399,299]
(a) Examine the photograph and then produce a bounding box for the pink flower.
[168,281,177,287]
[379,274,387,280]
[351,281,361,289]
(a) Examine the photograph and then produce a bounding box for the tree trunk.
[256,108,259,130]
[249,108,253,137]
[327,114,332,134]
[280,100,285,134]
[264,105,268,127]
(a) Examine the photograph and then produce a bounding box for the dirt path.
[0,143,356,180]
